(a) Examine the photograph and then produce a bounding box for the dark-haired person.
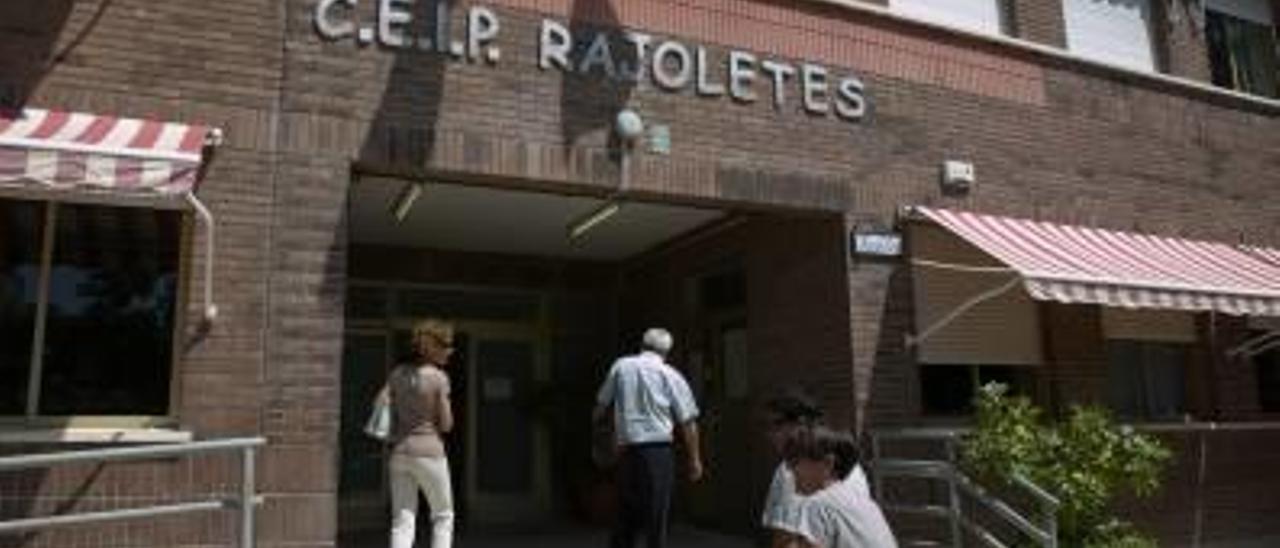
[782,425,896,548]
[762,391,869,548]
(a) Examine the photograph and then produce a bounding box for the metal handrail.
[870,430,1059,548]
[0,437,266,548]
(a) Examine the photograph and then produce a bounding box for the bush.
[960,384,1172,547]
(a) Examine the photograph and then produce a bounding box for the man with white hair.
[594,328,704,548]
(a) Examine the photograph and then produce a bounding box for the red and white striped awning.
[916,207,1280,317]
[0,107,219,196]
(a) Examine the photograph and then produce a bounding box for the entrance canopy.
[913,206,1280,317]
[0,107,219,195]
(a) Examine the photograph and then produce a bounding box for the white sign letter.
[467,6,500,62]
[652,41,692,91]
[835,76,867,121]
[761,60,795,110]
[696,47,725,96]
[618,32,652,81]
[378,0,412,48]
[315,0,357,40]
[801,64,830,114]
[579,32,618,78]
[540,19,572,71]
[728,51,757,102]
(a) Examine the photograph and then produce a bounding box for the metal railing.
[869,429,1059,548]
[0,437,266,547]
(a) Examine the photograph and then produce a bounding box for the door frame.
[338,328,394,536]
[344,280,554,526]
[456,321,552,523]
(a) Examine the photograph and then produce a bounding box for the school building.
[1,0,1279,546]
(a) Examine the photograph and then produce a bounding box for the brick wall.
[1,0,1278,546]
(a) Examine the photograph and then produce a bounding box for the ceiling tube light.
[391,183,423,223]
[567,200,622,242]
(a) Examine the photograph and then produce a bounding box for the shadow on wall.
[560,0,636,155]
[865,261,917,430]
[0,0,113,109]
[356,0,449,173]
[353,0,638,174]
[0,4,113,545]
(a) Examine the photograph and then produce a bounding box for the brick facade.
[1,0,1278,546]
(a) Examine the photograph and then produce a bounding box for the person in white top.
[782,425,897,548]
[594,328,704,548]
[761,390,870,548]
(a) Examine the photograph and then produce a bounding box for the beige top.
[389,364,453,458]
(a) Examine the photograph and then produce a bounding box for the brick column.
[848,240,916,431]
[1008,0,1067,48]
[1153,0,1213,82]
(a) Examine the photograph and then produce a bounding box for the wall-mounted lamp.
[615,109,645,146]
[567,200,621,242]
[941,160,975,195]
[390,183,423,223]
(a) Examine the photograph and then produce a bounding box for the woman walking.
[382,318,457,548]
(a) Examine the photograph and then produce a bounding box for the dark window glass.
[921,365,975,415]
[0,200,42,415]
[1206,10,1279,98]
[1106,339,1188,420]
[38,204,180,415]
[397,288,539,323]
[978,365,1037,399]
[1254,340,1280,412]
[699,268,746,311]
[921,364,1037,416]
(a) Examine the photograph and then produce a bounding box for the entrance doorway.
[339,175,850,543]
[340,285,553,541]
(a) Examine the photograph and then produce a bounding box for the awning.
[0,107,219,195]
[0,107,223,321]
[913,206,1280,317]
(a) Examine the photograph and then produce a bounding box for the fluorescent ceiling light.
[567,200,621,242]
[390,183,423,223]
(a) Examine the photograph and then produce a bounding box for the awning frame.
[0,109,223,323]
[901,205,1280,318]
[900,205,1280,350]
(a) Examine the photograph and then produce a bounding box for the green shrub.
[960,383,1172,547]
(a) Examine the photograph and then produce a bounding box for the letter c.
[315,0,357,40]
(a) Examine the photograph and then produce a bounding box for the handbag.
[364,397,392,442]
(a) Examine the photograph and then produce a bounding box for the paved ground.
[458,525,754,548]
[345,524,755,548]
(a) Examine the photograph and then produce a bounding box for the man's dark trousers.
[611,442,674,548]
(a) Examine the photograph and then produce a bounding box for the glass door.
[464,323,551,524]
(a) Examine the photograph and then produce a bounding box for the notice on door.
[483,377,514,401]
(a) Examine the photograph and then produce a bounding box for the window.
[891,0,1009,36]
[0,200,42,415]
[1253,333,1280,412]
[1206,0,1278,98]
[1,198,182,417]
[920,364,1037,415]
[1106,339,1188,420]
[1063,0,1157,71]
